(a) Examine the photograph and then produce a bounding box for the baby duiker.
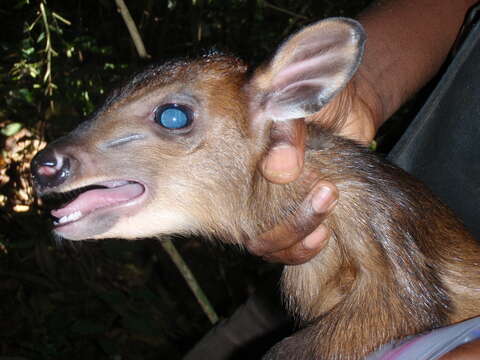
[31,18,480,360]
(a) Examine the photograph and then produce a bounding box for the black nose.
[31,147,71,189]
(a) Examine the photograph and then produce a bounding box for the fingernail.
[311,186,337,213]
[303,225,329,250]
[262,145,300,179]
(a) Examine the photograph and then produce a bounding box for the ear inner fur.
[251,18,366,122]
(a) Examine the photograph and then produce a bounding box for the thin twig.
[263,1,309,20]
[27,14,42,32]
[52,11,72,26]
[114,0,150,59]
[39,1,54,109]
[161,238,219,324]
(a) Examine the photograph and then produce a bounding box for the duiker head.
[31,18,365,242]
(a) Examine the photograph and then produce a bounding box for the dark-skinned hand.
[248,74,381,265]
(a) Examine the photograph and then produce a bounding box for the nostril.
[35,154,63,176]
[31,149,71,189]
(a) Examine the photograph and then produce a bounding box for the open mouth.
[44,180,145,227]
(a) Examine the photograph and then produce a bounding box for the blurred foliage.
[0,0,373,359]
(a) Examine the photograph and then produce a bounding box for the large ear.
[250,18,365,122]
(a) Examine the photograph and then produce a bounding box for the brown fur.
[33,53,480,359]
[264,128,480,359]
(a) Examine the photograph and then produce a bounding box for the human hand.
[246,180,338,265]
[260,76,379,185]
[252,75,380,265]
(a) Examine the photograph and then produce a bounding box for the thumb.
[260,118,306,184]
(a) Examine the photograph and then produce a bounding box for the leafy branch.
[14,1,72,110]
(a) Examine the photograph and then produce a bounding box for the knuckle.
[245,240,266,256]
[261,253,278,263]
[289,215,317,237]
[291,250,315,264]
[274,247,313,266]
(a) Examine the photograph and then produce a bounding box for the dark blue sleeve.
[387,6,480,241]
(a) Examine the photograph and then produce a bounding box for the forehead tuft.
[101,54,247,111]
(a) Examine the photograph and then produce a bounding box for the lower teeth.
[54,210,83,225]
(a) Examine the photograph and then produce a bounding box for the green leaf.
[18,88,34,103]
[36,32,45,43]
[1,122,23,136]
[22,47,35,56]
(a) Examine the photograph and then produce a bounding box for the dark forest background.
[0,1,385,359]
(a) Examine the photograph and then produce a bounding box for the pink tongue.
[51,183,144,219]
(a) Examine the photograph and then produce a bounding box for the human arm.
[251,0,478,264]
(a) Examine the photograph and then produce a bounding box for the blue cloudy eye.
[155,104,192,129]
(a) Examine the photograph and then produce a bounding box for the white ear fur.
[253,18,365,122]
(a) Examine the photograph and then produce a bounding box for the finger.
[262,224,331,265]
[249,181,338,256]
[260,119,306,184]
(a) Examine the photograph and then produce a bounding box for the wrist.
[350,69,385,140]
[354,0,475,131]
